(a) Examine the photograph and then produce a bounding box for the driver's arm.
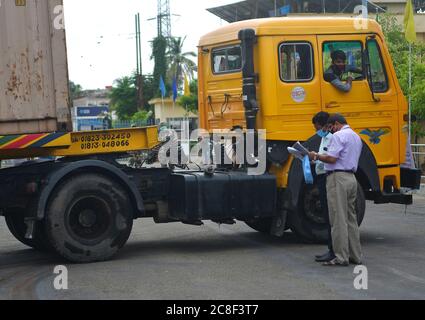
[330,78,352,92]
[325,69,352,92]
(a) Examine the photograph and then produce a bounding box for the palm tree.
[166,36,197,90]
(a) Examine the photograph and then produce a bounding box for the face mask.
[317,130,329,138]
[337,64,346,72]
[333,64,345,76]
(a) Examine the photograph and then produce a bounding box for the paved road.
[0,196,424,300]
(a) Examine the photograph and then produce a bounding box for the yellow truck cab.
[198,17,422,240]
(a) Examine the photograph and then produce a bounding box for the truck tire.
[288,182,365,243]
[44,173,134,263]
[4,209,50,252]
[245,217,273,234]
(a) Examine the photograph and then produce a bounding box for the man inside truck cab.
[324,50,363,93]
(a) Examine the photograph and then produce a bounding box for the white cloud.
[63,0,233,89]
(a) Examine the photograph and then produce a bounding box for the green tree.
[166,36,197,89]
[177,80,198,114]
[141,75,156,110]
[378,13,425,142]
[131,110,153,127]
[69,81,83,100]
[109,74,157,120]
[109,76,137,120]
[151,36,168,97]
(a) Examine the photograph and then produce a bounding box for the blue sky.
[63,0,234,89]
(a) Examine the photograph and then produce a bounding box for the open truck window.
[212,45,242,74]
[279,42,314,82]
[323,41,364,81]
[367,39,389,93]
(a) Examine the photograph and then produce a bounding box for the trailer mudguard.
[36,160,145,220]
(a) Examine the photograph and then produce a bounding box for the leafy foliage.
[177,80,198,114]
[166,37,197,89]
[109,76,137,120]
[131,110,151,121]
[69,81,83,100]
[151,36,168,97]
[378,13,425,141]
[109,75,156,120]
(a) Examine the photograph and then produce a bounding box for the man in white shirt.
[312,112,335,263]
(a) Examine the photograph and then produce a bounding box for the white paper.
[287,142,310,160]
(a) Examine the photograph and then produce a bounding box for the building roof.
[207,0,386,23]
[199,17,383,46]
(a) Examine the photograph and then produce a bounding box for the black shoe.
[315,252,336,263]
[349,259,363,265]
[323,258,349,267]
[315,252,329,259]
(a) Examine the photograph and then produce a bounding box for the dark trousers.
[317,174,333,253]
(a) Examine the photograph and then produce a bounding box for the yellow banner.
[184,75,190,97]
[404,0,417,43]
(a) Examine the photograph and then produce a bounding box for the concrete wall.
[373,0,407,14]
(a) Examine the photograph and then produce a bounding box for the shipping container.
[0,0,71,135]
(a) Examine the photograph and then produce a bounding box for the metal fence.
[75,119,154,131]
[412,144,425,179]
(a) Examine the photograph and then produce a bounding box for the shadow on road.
[0,228,417,266]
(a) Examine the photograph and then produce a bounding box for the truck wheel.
[245,217,273,233]
[288,182,365,243]
[4,209,50,251]
[45,173,134,263]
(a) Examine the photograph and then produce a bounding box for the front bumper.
[372,192,413,205]
[401,167,422,190]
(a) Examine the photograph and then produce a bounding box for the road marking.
[386,267,425,285]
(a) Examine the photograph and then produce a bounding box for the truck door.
[271,35,321,141]
[318,34,400,167]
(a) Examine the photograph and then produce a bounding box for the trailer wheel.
[45,173,133,263]
[4,209,50,251]
[288,182,365,243]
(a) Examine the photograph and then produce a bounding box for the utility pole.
[148,0,172,39]
[135,13,144,111]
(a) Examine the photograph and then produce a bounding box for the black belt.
[327,170,354,176]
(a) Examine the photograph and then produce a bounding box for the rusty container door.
[0,0,71,135]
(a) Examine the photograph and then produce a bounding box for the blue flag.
[172,77,178,103]
[159,76,166,98]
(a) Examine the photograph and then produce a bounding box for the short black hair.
[327,113,348,125]
[312,112,330,127]
[331,50,346,62]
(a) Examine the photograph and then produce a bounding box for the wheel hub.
[78,209,97,228]
[68,196,111,241]
[303,186,326,225]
